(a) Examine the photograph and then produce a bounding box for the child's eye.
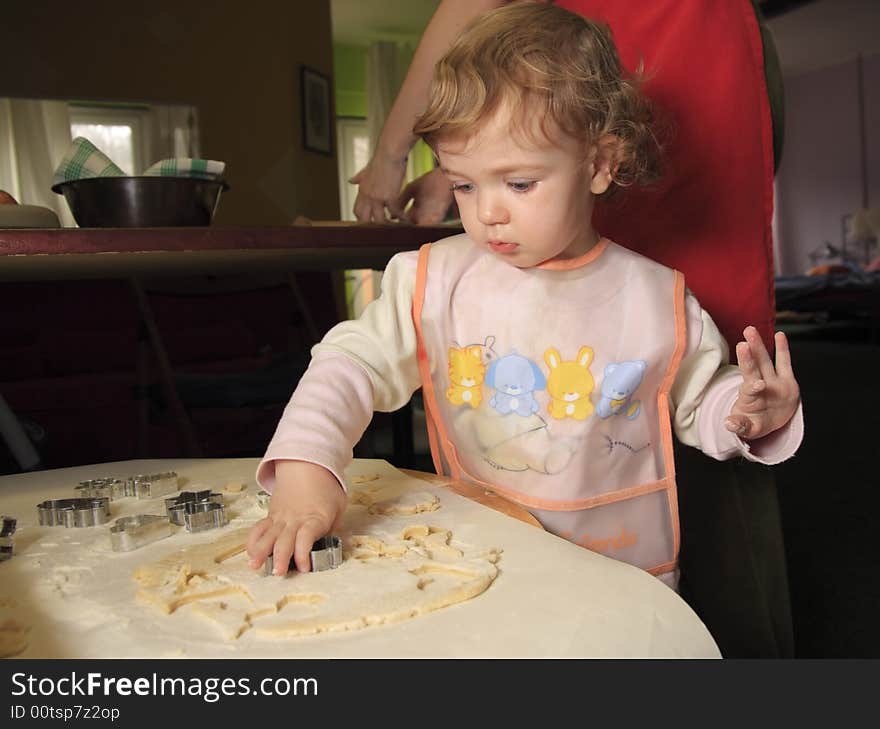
[508,180,535,193]
[450,182,474,194]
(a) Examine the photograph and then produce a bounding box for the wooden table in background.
[0,222,463,462]
[0,222,463,281]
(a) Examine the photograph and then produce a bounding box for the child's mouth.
[488,240,518,254]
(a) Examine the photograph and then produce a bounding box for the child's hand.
[725,326,800,440]
[246,460,347,575]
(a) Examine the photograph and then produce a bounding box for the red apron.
[555,0,776,351]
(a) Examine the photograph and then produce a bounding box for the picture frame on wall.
[301,66,332,155]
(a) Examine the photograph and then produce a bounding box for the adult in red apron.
[553,0,792,657]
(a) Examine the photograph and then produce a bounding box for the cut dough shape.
[350,482,440,515]
[350,474,380,485]
[134,524,499,641]
[223,482,247,494]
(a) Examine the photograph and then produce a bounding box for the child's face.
[436,104,611,268]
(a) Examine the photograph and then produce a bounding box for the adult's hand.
[350,151,409,222]
[397,167,455,224]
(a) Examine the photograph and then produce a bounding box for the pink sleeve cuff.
[256,453,350,497]
[697,370,804,465]
[253,352,376,494]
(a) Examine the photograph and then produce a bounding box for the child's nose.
[476,192,509,226]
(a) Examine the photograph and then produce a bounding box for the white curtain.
[0,98,74,226]
[366,41,404,154]
[144,104,200,167]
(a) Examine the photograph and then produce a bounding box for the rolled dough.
[133,475,498,641]
[134,524,499,640]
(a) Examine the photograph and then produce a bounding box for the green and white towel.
[53,137,226,185]
[142,158,225,180]
[52,137,125,185]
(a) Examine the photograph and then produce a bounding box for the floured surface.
[0,597,30,657]
[0,458,719,658]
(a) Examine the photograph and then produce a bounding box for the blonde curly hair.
[413,1,662,192]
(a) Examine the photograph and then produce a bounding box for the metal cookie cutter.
[76,478,130,501]
[255,489,271,511]
[311,535,343,571]
[183,500,226,533]
[165,490,224,526]
[263,535,343,576]
[37,497,111,528]
[110,515,172,552]
[132,471,179,500]
[0,515,16,562]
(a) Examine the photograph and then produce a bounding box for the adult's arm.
[351,0,507,222]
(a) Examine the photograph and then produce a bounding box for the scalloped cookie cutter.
[37,497,111,528]
[132,472,179,499]
[74,471,180,501]
[76,478,131,500]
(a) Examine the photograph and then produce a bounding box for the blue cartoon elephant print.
[486,352,546,417]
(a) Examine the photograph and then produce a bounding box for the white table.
[0,458,720,658]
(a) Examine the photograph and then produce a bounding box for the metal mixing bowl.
[51,176,229,227]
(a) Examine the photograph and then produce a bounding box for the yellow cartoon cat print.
[544,346,595,420]
[446,345,485,408]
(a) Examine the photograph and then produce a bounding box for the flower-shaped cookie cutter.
[165,490,224,526]
[183,500,226,533]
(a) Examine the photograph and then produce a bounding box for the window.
[69,105,149,175]
[336,116,371,222]
[68,103,199,176]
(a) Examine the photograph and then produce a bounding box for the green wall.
[332,43,434,177]
[334,45,368,118]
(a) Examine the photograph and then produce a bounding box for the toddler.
[247,2,802,587]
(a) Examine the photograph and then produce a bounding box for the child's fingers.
[773,331,795,379]
[744,326,775,380]
[271,528,298,576]
[246,517,272,560]
[247,519,283,568]
[292,517,328,574]
[735,340,760,384]
[737,375,766,405]
[725,414,753,438]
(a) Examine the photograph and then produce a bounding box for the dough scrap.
[350,474,380,485]
[134,524,499,641]
[350,482,440,515]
